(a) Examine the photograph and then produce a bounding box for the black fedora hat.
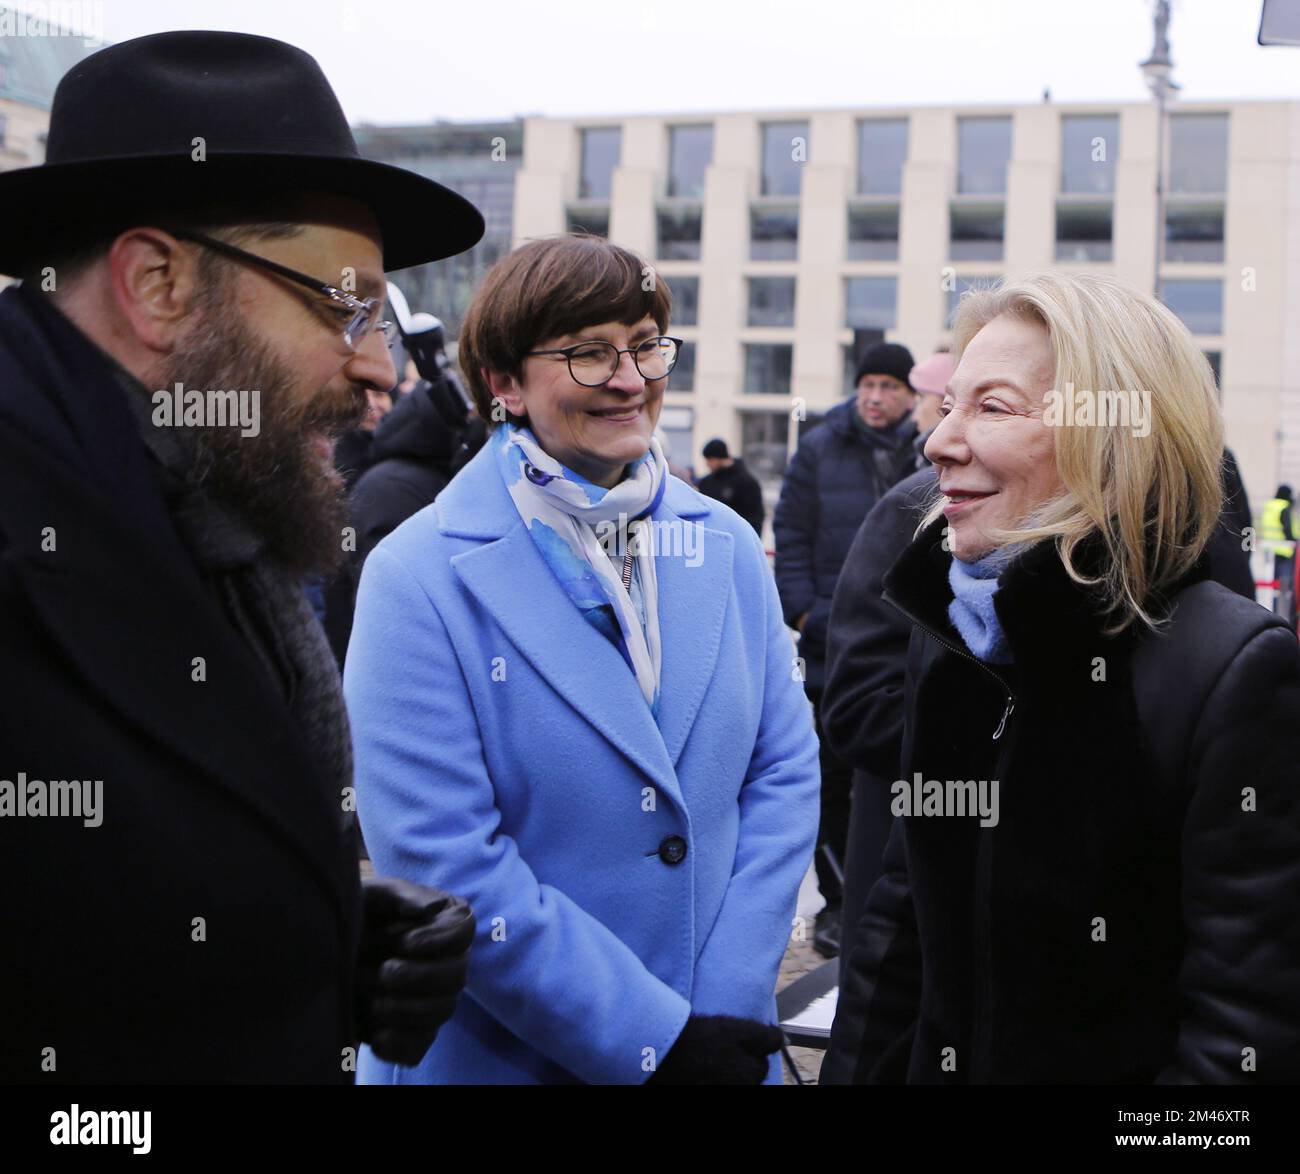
[0,30,485,275]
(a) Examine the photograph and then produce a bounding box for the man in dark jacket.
[695,438,765,535]
[324,373,479,665]
[0,31,486,1082]
[774,341,919,956]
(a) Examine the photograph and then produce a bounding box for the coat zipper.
[881,588,1016,741]
[882,585,1018,1082]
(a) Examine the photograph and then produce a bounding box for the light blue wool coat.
[344,441,820,1085]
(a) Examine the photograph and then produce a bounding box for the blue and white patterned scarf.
[493,423,668,712]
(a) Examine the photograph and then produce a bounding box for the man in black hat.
[695,438,765,536]
[0,31,485,1082]
[772,341,919,958]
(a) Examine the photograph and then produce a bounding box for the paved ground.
[776,931,830,1085]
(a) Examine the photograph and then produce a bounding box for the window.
[748,277,796,327]
[1169,114,1228,195]
[578,127,621,199]
[741,411,792,482]
[750,205,799,260]
[761,121,808,197]
[669,275,699,327]
[668,125,713,199]
[744,344,793,396]
[669,341,695,390]
[957,117,1012,195]
[1055,202,1113,262]
[565,206,609,238]
[1161,279,1223,335]
[0,114,7,150]
[946,276,1002,328]
[950,202,1004,261]
[656,205,702,260]
[1060,115,1118,194]
[657,406,695,471]
[847,203,900,261]
[845,277,896,331]
[1164,202,1224,263]
[857,119,908,196]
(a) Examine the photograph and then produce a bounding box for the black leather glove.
[355,876,475,1067]
[646,1014,784,1085]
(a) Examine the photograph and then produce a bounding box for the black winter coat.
[0,285,361,1083]
[695,460,765,536]
[774,400,918,689]
[324,380,468,665]
[821,516,1300,1084]
[822,463,1262,990]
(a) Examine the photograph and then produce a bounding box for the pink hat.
[909,352,955,397]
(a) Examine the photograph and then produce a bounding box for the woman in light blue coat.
[344,235,820,1084]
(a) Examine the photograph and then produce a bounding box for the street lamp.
[1140,0,1180,297]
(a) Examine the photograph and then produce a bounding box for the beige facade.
[513,99,1300,515]
[0,97,50,170]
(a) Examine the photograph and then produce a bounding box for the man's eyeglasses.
[526,336,684,388]
[171,230,397,352]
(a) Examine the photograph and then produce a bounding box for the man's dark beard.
[158,300,367,576]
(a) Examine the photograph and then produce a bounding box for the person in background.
[907,351,953,470]
[333,387,395,491]
[773,340,919,957]
[695,438,765,536]
[324,366,481,667]
[1260,483,1296,624]
[345,234,819,1085]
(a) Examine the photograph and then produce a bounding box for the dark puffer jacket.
[821,517,1300,1084]
[773,400,918,689]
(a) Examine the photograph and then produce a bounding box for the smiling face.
[924,313,1064,562]
[488,315,667,488]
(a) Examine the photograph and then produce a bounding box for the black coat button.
[658,835,687,865]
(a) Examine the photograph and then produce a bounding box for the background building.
[0,29,98,170]
[355,119,522,336]
[510,100,1294,516]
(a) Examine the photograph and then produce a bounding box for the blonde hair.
[928,271,1225,634]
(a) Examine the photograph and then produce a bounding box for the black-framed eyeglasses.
[170,230,397,352]
[525,336,684,387]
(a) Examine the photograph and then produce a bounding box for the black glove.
[646,1014,784,1085]
[355,876,475,1067]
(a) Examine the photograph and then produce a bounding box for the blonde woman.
[822,271,1300,1084]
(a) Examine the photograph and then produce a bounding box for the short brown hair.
[458,234,672,429]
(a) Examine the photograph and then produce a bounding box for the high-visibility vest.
[1259,497,1296,557]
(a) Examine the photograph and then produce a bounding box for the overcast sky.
[63,0,1300,123]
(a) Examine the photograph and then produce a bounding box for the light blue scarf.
[947,550,1017,665]
[493,424,667,713]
